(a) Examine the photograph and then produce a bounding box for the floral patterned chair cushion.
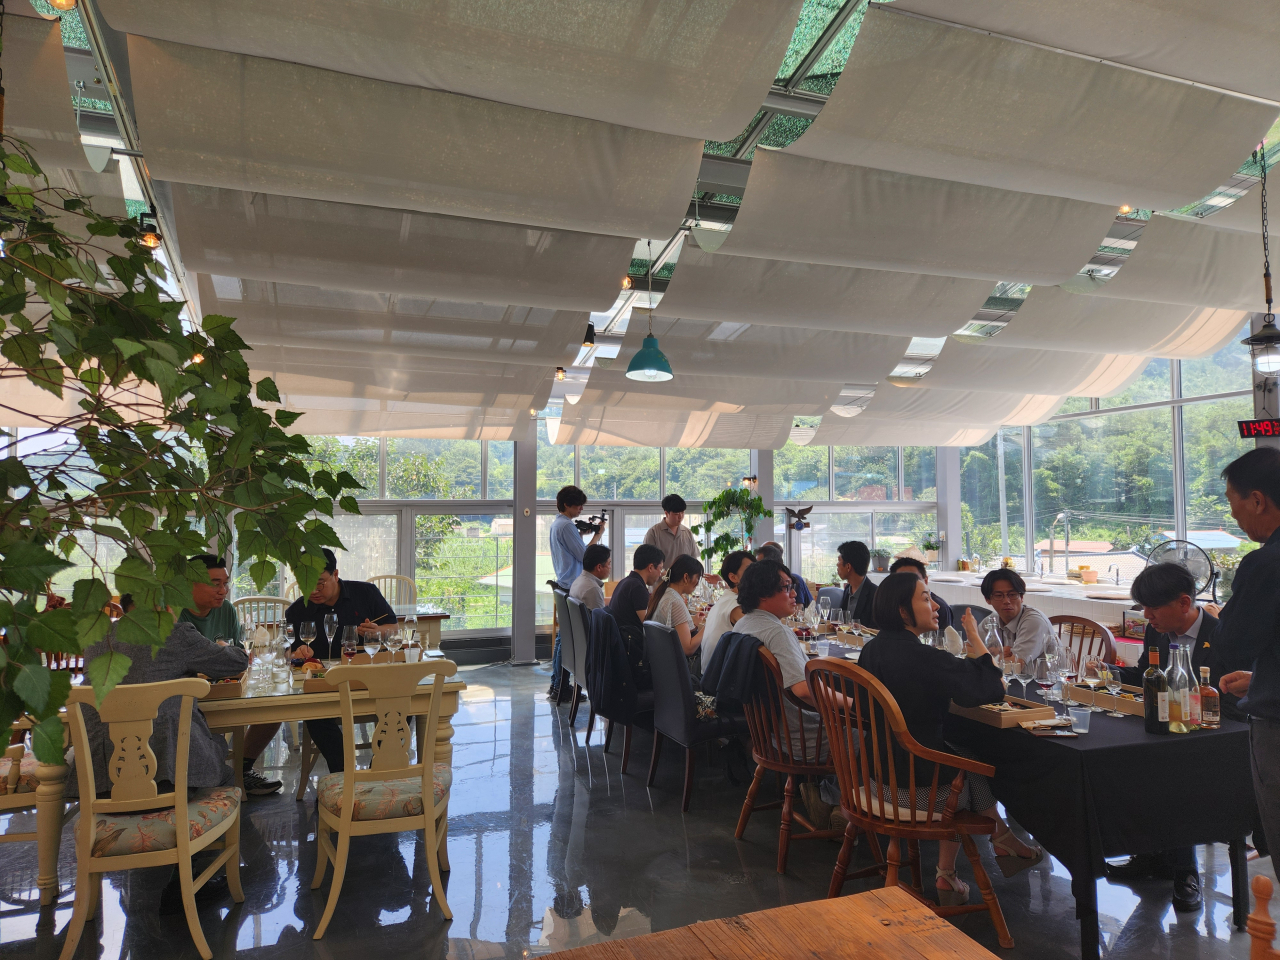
[0,750,38,796]
[317,764,452,821]
[91,786,242,858]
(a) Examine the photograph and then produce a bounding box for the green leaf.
[0,541,73,594]
[84,649,133,707]
[27,357,65,397]
[112,338,147,359]
[275,409,303,427]
[31,715,67,763]
[114,608,173,648]
[201,314,236,338]
[13,663,53,713]
[24,607,80,653]
[142,339,180,364]
[249,558,277,591]
[1,331,43,367]
[5,152,37,175]
[144,356,177,394]
[255,377,281,403]
[338,495,360,514]
[119,505,154,537]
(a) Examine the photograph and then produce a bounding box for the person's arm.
[729,605,744,626]
[1217,550,1280,667]
[939,646,1005,706]
[363,585,400,637]
[174,623,249,678]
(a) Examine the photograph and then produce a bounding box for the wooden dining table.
[29,668,467,907]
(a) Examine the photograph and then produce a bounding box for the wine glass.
[1032,658,1054,699]
[298,620,317,655]
[385,626,404,659]
[1103,665,1126,717]
[1013,658,1033,700]
[363,627,383,658]
[341,625,359,661]
[1002,656,1016,692]
[1042,651,1062,701]
[850,619,862,641]
[403,613,417,647]
[1082,655,1105,712]
[818,596,832,622]
[323,612,339,652]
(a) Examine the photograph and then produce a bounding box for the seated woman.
[856,572,1043,905]
[700,550,752,663]
[646,554,706,677]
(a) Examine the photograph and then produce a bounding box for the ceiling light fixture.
[622,276,633,290]
[1118,204,1133,215]
[137,205,162,250]
[555,367,566,381]
[48,0,77,10]
[625,241,673,382]
[1244,143,1280,376]
[582,321,595,349]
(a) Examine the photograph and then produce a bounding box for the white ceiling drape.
[907,341,1148,397]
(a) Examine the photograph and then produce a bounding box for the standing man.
[1214,447,1280,862]
[836,541,877,628]
[889,556,952,632]
[177,554,283,797]
[643,494,700,562]
[977,568,1050,664]
[570,544,612,612]
[549,485,606,699]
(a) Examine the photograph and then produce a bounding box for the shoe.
[242,768,283,797]
[1172,871,1202,912]
[1105,853,1166,882]
[992,827,1044,878]
[159,873,227,915]
[936,866,970,907]
[798,782,833,830]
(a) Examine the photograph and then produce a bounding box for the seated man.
[286,548,398,774]
[570,544,611,612]
[755,542,814,608]
[977,569,1050,664]
[889,556,952,632]
[607,543,664,687]
[177,554,282,797]
[835,541,877,629]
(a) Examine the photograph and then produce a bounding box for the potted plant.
[921,535,941,563]
[691,485,772,566]
[872,548,892,573]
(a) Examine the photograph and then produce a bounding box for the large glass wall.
[579,445,660,500]
[775,440,830,501]
[415,513,512,631]
[833,446,896,500]
[387,438,480,499]
[959,428,1026,563]
[665,447,751,500]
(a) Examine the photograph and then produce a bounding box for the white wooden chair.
[0,737,76,857]
[232,595,288,629]
[61,679,244,960]
[367,574,416,616]
[310,660,457,938]
[284,581,300,601]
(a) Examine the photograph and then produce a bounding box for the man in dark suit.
[835,541,877,629]
[1108,562,1227,911]
[889,556,953,632]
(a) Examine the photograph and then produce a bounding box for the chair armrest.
[910,742,995,779]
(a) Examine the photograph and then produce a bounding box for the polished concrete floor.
[2,662,1275,960]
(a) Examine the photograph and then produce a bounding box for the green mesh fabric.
[125,199,149,218]
[704,110,765,158]
[800,0,870,80]
[29,1,90,48]
[629,259,676,280]
[758,114,813,150]
[775,0,846,83]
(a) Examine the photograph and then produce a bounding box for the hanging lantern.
[625,240,673,381]
[582,321,595,349]
[1244,144,1280,376]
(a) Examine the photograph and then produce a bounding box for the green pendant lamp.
[626,240,673,382]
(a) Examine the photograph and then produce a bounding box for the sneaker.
[242,768,283,797]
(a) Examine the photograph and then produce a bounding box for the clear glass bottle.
[1166,643,1192,733]
[1143,646,1169,735]
[1199,666,1221,729]
[1185,646,1202,727]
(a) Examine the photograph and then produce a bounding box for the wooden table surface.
[557,886,998,960]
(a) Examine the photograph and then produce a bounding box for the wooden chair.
[42,651,85,675]
[284,581,300,602]
[1,736,77,854]
[1249,875,1280,960]
[367,574,417,615]
[233,595,287,629]
[805,658,1014,949]
[1049,614,1116,667]
[310,659,457,938]
[61,679,244,960]
[735,646,843,873]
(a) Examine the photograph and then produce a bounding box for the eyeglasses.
[988,591,1022,601]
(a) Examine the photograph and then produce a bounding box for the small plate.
[843,651,860,661]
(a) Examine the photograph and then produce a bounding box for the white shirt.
[701,593,741,662]
[569,570,605,611]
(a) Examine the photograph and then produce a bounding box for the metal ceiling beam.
[783,0,864,92]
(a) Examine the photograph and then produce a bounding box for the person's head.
[737,558,796,619]
[980,568,1026,623]
[660,494,687,528]
[1223,447,1280,543]
[719,550,753,592]
[873,571,938,634]
[582,544,611,580]
[836,541,871,582]
[189,554,229,613]
[556,484,588,518]
[755,543,784,563]
[309,548,342,606]
[1130,562,1200,634]
[632,543,665,586]
[645,554,704,619]
[889,556,929,584]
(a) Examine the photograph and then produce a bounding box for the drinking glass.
[818,596,832,622]
[1002,657,1016,691]
[1082,655,1105,712]
[364,631,383,658]
[385,627,404,658]
[298,620,317,653]
[323,612,339,651]
[341,625,359,661]
[1104,667,1127,717]
[403,613,418,648]
[1014,659,1033,700]
[851,619,862,640]
[1032,658,1053,699]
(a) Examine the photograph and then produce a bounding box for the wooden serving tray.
[201,670,248,700]
[1064,682,1144,716]
[949,695,1055,728]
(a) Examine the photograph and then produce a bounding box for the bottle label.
[1190,690,1201,723]
[1157,692,1169,722]
[1177,689,1190,718]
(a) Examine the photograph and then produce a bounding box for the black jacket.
[1119,612,1243,721]
[700,631,764,712]
[840,577,878,629]
[585,607,647,725]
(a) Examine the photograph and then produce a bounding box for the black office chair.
[565,596,593,725]
[952,602,994,625]
[644,621,750,811]
[583,606,653,773]
[550,586,580,710]
[817,586,844,611]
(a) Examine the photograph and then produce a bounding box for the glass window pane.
[959,428,1026,565]
[325,513,399,582]
[622,511,704,572]
[415,513,512,632]
[1032,410,1174,574]
[874,512,937,562]
[1181,322,1253,397]
[833,446,897,500]
[775,441,829,501]
[798,512,872,582]
[1100,357,1171,408]
[579,445,659,500]
[665,447,753,501]
[1183,395,1253,543]
[902,446,936,502]
[49,529,129,598]
[486,441,514,499]
[387,438,480,499]
[1057,397,1094,415]
[304,436,380,498]
[537,417,574,499]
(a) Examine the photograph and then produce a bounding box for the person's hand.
[961,607,980,642]
[216,639,229,646]
[357,619,380,637]
[1220,670,1252,697]
[295,644,315,660]
[1202,602,1222,617]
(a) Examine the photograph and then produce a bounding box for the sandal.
[992,827,1044,878]
[935,866,970,906]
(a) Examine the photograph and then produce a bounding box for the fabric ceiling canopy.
[1200,186,1261,234]
[639,313,908,382]
[859,384,1063,425]
[98,0,802,142]
[892,0,1280,104]
[720,150,1117,284]
[994,285,1248,357]
[809,416,996,448]
[906,340,1147,397]
[171,184,633,313]
[556,403,803,449]
[126,36,703,239]
[5,15,93,172]
[658,243,993,337]
[1064,214,1265,311]
[792,6,1276,211]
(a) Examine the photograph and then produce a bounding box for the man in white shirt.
[977,568,1050,665]
[643,494,699,562]
[570,544,611,612]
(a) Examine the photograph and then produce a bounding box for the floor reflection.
[1,661,1275,960]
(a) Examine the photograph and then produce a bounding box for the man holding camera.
[549,485,606,699]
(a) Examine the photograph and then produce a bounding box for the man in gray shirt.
[643,494,700,562]
[976,569,1050,665]
[570,544,611,611]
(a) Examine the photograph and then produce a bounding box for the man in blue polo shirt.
[548,485,605,699]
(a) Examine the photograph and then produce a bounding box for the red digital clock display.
[1238,419,1280,438]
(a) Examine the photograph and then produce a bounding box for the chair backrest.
[284,581,300,602]
[550,586,576,676]
[234,595,287,628]
[806,658,991,830]
[743,646,826,771]
[1049,614,1116,666]
[65,678,210,851]
[952,602,993,625]
[566,596,592,682]
[368,574,417,616]
[43,651,85,674]
[644,620,697,742]
[323,660,458,814]
[818,586,844,609]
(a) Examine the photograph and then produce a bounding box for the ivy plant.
[690,486,772,566]
[0,139,361,760]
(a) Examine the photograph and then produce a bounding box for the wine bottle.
[1199,666,1221,729]
[1166,643,1191,733]
[1143,646,1169,735]
[1185,647,1202,728]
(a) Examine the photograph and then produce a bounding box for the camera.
[574,515,605,535]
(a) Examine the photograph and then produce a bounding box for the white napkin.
[944,625,964,656]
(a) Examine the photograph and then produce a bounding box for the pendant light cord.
[647,239,654,337]
[1259,144,1273,322]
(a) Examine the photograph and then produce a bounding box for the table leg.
[426,621,441,651]
[434,694,458,874]
[35,762,68,906]
[1078,876,1100,960]
[1230,836,1250,931]
[231,727,246,793]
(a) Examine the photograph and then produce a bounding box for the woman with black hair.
[700,550,753,662]
[646,553,706,673]
[857,572,1043,904]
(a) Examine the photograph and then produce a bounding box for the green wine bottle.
[1143,645,1169,735]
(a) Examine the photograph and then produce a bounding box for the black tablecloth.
[944,690,1257,903]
